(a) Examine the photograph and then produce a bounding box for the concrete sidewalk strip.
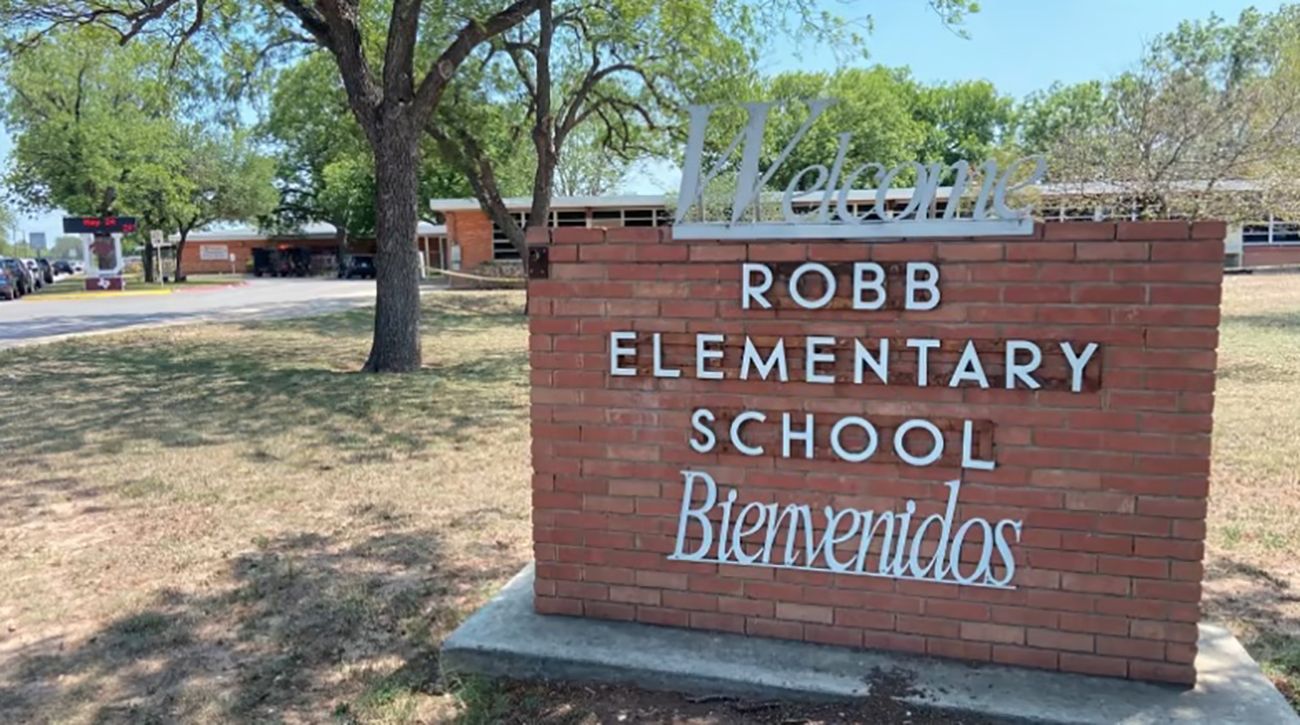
[442,566,1298,725]
[0,279,389,349]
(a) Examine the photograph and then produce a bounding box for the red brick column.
[446,210,496,271]
[528,221,1225,685]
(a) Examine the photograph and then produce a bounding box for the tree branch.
[557,61,644,144]
[412,0,540,121]
[504,42,539,104]
[168,0,207,69]
[426,121,525,251]
[278,0,331,44]
[383,0,423,102]
[307,0,383,133]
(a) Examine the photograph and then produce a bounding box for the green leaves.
[729,67,1016,193]
[2,28,276,233]
[910,80,1017,169]
[1016,4,1300,221]
[261,49,480,237]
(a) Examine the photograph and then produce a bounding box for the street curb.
[18,289,175,302]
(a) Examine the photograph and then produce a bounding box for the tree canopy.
[1017,5,1300,220]
[260,49,532,241]
[2,29,185,216]
[425,0,759,251]
[0,0,981,372]
[1,29,275,235]
[10,0,1298,370]
[260,51,373,239]
[0,202,13,251]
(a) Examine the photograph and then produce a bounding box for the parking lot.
[0,278,379,348]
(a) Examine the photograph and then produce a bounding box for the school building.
[176,189,1299,276]
[432,190,1299,275]
[174,221,448,275]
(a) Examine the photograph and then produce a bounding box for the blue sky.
[628,0,1286,193]
[784,0,1280,99]
[2,0,1287,237]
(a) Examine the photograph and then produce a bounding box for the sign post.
[65,216,135,292]
[149,229,165,284]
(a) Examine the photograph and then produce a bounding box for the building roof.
[173,221,447,243]
[429,194,674,213]
[428,180,1266,214]
[428,191,926,213]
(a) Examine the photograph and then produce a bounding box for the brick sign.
[528,221,1225,685]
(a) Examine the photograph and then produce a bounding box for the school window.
[1243,219,1300,245]
[491,212,528,260]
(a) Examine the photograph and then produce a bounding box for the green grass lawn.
[32,274,242,297]
[0,277,1298,722]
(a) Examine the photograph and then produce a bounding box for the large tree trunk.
[522,0,556,257]
[143,239,157,283]
[174,231,189,282]
[334,224,349,275]
[363,125,423,373]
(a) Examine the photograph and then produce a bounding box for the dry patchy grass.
[1205,273,1300,703]
[0,291,532,723]
[3,275,1300,722]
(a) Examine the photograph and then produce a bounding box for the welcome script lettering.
[673,99,1047,240]
[608,263,1103,590]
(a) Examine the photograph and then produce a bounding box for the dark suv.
[0,258,32,296]
[339,255,376,279]
[35,258,54,284]
[0,267,17,300]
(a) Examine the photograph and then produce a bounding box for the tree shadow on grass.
[257,291,526,341]
[0,476,102,513]
[0,296,528,468]
[1205,555,1300,708]
[0,527,523,723]
[1224,311,1300,330]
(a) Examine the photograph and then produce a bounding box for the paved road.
[0,278,379,348]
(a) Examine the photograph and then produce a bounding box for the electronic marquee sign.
[62,216,139,235]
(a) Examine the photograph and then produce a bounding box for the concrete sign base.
[443,566,1297,725]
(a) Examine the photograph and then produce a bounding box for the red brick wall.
[1243,244,1300,268]
[179,237,344,274]
[528,221,1226,686]
[446,210,496,271]
[179,235,449,275]
[180,239,253,273]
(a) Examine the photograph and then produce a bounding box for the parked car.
[251,247,312,278]
[0,258,32,296]
[22,259,43,290]
[35,258,54,284]
[52,260,75,276]
[0,268,17,301]
[339,255,377,279]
